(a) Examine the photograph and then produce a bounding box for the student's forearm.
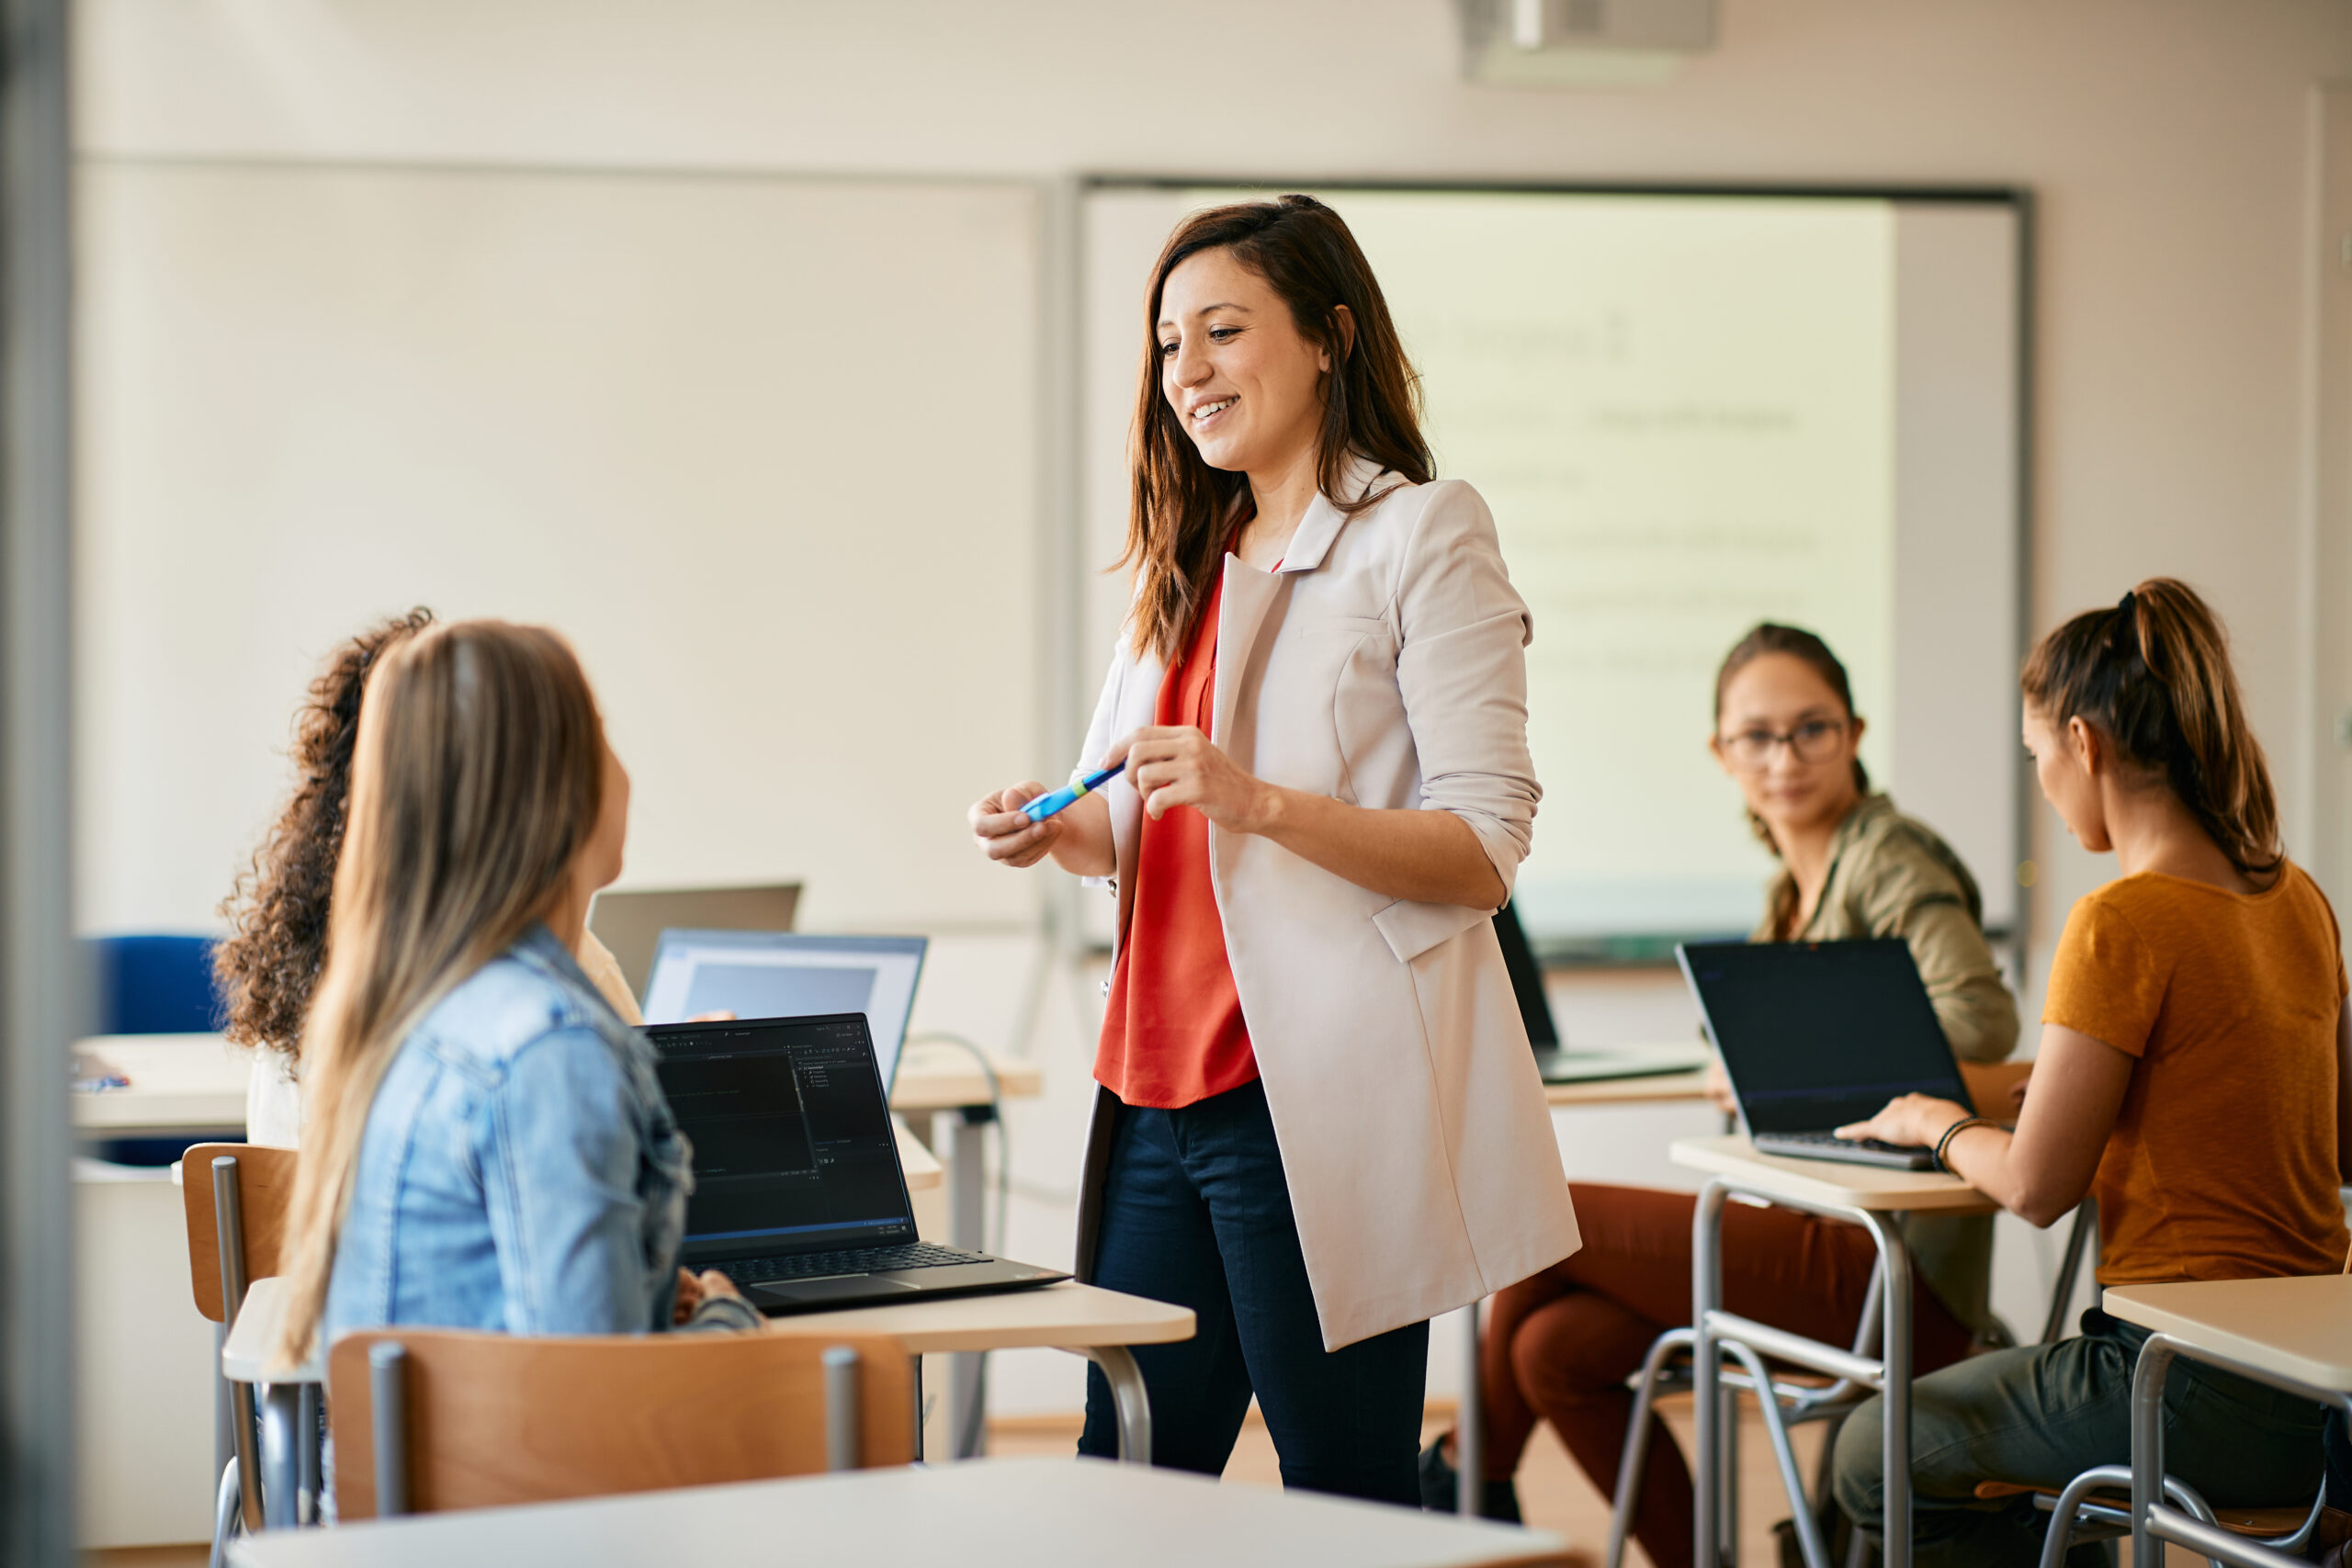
[1942,1122,2092,1229]
[1252,790,1505,909]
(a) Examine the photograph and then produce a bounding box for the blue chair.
[88,933,222,1035]
[84,933,227,1166]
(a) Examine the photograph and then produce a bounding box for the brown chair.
[176,1142,300,1561]
[327,1327,915,1519]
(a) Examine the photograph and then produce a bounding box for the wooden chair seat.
[1971,1479,2312,1537]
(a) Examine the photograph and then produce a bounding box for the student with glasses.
[1420,623,2018,1564]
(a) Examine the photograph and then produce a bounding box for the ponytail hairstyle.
[274,621,606,1365]
[1123,195,1432,663]
[1713,621,1872,853]
[2019,578,2281,880]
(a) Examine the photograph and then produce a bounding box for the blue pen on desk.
[1022,762,1125,824]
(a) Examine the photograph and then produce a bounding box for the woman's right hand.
[969,782,1063,868]
[1702,1058,1739,1115]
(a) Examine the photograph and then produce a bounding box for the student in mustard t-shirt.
[1829,578,2352,1567]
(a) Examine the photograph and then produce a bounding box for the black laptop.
[1675,939,1980,1170]
[647,1013,1067,1314]
[1498,901,1710,1085]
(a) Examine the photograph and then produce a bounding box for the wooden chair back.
[327,1327,914,1518]
[178,1142,300,1323]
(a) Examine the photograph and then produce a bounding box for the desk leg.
[1458,1299,1484,1517]
[1083,1346,1153,1465]
[949,1107,989,1459]
[1692,1179,1730,1567]
[297,1383,322,1526]
[1858,1212,1914,1568]
[256,1382,301,1531]
[2129,1336,2174,1567]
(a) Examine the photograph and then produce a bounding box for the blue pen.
[1022,762,1125,824]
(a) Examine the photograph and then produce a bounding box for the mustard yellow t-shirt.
[2043,861,2348,1286]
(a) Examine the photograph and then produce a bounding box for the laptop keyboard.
[728,1242,987,1284]
[1753,1130,1938,1169]
[1769,1131,1927,1156]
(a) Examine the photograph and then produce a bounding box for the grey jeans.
[1831,1309,2328,1567]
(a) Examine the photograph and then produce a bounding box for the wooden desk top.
[1544,1067,1710,1109]
[73,1032,1036,1136]
[890,1041,1043,1111]
[229,1277,1191,1385]
[762,1280,1193,1357]
[1669,1134,1996,1213]
[73,1033,246,1133]
[227,1455,1576,1568]
[2102,1275,2352,1393]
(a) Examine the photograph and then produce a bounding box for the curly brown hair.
[214,609,435,1057]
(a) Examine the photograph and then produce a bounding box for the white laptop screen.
[643,931,927,1089]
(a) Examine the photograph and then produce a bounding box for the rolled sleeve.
[482,1029,666,1336]
[1391,481,1541,905]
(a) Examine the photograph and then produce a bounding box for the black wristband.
[1933,1116,1991,1174]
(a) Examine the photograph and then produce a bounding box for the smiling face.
[1711,652,1866,842]
[2023,702,2109,853]
[1157,246,1330,476]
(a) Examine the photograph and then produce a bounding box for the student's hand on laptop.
[1833,1092,1973,1149]
[686,1010,737,1022]
[1701,1059,1738,1114]
[673,1267,745,1324]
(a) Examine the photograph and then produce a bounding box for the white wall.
[76,0,2352,952]
[74,0,2352,1421]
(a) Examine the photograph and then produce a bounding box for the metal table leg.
[949,1106,990,1459]
[1083,1346,1153,1464]
[1858,1212,1915,1568]
[1693,1179,1731,1565]
[257,1382,302,1530]
[1459,1299,1485,1517]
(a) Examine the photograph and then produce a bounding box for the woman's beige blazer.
[1072,457,1581,1350]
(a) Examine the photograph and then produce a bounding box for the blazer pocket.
[1372,897,1488,964]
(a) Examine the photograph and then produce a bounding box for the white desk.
[2102,1275,2352,1565]
[1668,1134,1988,1568]
[225,1454,1576,1568]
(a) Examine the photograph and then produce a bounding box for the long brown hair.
[276,621,606,1364]
[215,610,435,1061]
[1122,195,1432,662]
[1714,622,1872,863]
[2020,577,2281,879]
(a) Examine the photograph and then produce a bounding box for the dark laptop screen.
[1675,939,1971,1133]
[647,1014,915,1262]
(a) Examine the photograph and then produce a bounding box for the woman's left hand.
[1105,726,1280,833]
[1834,1093,1973,1149]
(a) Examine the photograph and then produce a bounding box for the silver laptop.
[586,883,802,1000]
[644,931,925,1090]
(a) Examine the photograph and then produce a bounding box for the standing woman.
[968,196,1577,1504]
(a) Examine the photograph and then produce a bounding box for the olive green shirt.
[1748,793,2021,1336]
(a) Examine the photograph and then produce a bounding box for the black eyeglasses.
[1719,718,1849,771]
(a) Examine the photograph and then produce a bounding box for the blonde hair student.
[1831,579,2350,1566]
[276,621,753,1366]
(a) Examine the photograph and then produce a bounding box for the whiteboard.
[76,162,1045,935]
[1081,184,2024,953]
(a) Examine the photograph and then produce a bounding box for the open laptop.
[644,931,925,1090]
[1497,902,1711,1085]
[647,1012,1066,1314]
[587,883,802,1000]
[1675,938,1980,1170]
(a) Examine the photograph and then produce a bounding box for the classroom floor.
[87,1397,2205,1567]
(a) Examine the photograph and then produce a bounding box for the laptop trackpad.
[753,1275,921,1307]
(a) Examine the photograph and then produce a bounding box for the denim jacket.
[323,924,759,1343]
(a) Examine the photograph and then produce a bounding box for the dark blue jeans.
[1076,1078,1430,1505]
